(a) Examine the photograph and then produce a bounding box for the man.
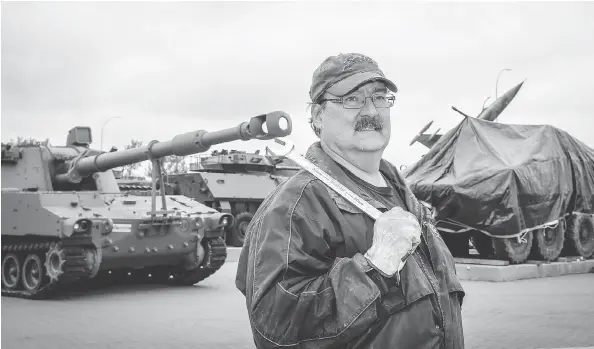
[236,53,465,349]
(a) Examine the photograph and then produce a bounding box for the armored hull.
[1,189,228,299]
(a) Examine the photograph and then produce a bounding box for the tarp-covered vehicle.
[405,116,594,264]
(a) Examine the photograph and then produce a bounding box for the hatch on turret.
[189,149,278,173]
[1,144,22,164]
[67,127,92,147]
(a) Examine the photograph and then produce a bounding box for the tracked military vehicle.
[167,149,301,246]
[1,111,292,299]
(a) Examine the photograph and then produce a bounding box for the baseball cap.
[309,53,398,103]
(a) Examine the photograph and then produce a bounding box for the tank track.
[1,237,95,300]
[204,237,227,270]
[170,237,227,285]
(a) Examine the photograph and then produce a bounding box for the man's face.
[316,81,392,154]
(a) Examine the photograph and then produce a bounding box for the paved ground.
[460,272,594,349]
[2,262,593,349]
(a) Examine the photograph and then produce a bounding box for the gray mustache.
[354,116,383,131]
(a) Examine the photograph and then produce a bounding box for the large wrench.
[267,138,419,272]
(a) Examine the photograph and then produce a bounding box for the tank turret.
[190,149,277,173]
[1,111,292,299]
[168,136,302,247]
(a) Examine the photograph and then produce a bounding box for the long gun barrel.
[56,111,292,184]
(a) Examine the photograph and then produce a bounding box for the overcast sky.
[2,1,594,168]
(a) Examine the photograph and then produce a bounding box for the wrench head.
[265,138,295,157]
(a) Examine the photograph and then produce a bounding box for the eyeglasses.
[318,92,396,109]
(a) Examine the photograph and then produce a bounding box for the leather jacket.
[236,142,465,349]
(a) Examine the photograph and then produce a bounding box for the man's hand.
[364,206,422,278]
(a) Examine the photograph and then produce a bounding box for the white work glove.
[364,206,422,278]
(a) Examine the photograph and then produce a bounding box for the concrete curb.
[228,247,594,282]
[455,259,594,282]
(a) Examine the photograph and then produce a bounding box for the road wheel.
[21,254,45,293]
[470,232,495,259]
[493,232,533,264]
[529,220,565,261]
[2,253,21,290]
[44,243,66,283]
[564,215,594,258]
[228,212,253,247]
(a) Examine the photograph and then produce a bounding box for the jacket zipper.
[414,228,446,332]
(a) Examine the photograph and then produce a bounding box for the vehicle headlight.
[103,218,114,235]
[73,219,92,234]
[195,217,204,230]
[219,214,234,230]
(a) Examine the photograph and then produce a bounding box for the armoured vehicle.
[1,111,292,299]
[405,116,594,264]
[167,149,301,246]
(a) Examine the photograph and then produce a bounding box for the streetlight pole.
[100,116,122,151]
[495,68,512,99]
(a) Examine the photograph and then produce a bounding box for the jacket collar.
[303,141,421,217]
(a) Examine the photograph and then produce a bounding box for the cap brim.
[326,71,398,97]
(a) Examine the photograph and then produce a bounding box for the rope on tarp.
[435,211,594,241]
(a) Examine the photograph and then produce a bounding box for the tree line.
[6,136,51,146]
[120,139,188,178]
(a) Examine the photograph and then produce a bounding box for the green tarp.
[404,117,594,237]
